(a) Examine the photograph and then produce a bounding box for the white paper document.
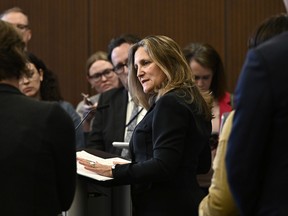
[76,150,130,181]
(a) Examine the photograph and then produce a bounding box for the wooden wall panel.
[0,0,90,106]
[225,0,286,92]
[0,0,287,106]
[89,0,225,60]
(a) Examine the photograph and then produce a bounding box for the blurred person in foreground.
[199,12,288,216]
[79,35,212,216]
[0,20,76,215]
[198,111,237,216]
[226,1,288,215]
[0,7,32,50]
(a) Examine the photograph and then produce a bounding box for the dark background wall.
[1,0,285,106]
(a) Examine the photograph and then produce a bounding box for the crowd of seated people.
[2,3,288,216]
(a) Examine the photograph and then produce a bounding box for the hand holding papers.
[77,151,130,181]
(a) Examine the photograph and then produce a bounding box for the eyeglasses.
[113,63,128,74]
[88,68,114,82]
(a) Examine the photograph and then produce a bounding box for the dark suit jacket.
[112,90,212,216]
[0,84,76,216]
[226,32,288,216]
[87,86,128,156]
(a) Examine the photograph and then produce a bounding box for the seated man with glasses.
[76,51,120,133]
[0,7,31,50]
[87,34,146,158]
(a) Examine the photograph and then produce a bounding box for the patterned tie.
[121,102,139,159]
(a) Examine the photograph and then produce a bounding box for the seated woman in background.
[183,43,233,134]
[76,51,121,132]
[19,52,85,149]
[183,43,233,194]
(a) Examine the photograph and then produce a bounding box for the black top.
[112,89,211,216]
[87,86,128,155]
[0,83,76,215]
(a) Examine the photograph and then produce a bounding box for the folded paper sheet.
[76,150,130,181]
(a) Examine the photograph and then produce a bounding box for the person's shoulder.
[22,97,64,116]
[157,90,186,107]
[59,100,75,110]
[257,31,288,52]
[251,31,288,69]
[159,90,178,100]
[265,31,288,45]
[20,94,58,109]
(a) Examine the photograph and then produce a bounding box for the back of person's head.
[0,20,27,81]
[248,13,288,48]
[183,43,227,100]
[86,51,108,76]
[27,52,63,101]
[107,34,141,62]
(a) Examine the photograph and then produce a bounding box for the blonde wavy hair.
[128,35,213,121]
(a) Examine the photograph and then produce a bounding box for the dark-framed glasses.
[88,68,114,82]
[113,63,128,74]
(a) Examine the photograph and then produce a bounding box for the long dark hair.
[27,52,63,101]
[183,43,227,101]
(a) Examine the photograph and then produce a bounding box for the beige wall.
[1,0,285,106]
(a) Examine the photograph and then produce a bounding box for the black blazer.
[0,84,76,216]
[112,90,212,216]
[226,32,288,215]
[87,86,128,155]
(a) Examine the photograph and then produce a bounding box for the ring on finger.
[89,161,96,168]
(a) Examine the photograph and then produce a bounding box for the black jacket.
[112,90,212,216]
[87,86,128,155]
[0,84,76,216]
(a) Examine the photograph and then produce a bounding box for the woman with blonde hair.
[79,35,212,216]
